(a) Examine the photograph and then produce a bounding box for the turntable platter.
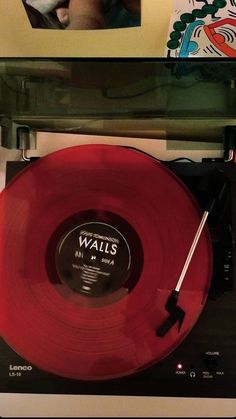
[0,144,212,380]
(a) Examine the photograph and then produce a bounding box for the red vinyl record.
[0,144,212,380]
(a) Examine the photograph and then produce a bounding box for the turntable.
[0,60,236,401]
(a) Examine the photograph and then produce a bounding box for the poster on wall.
[167,0,236,58]
[0,0,235,57]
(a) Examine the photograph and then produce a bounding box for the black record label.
[56,222,131,297]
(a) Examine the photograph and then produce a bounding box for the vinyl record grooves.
[0,144,212,380]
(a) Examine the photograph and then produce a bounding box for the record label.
[56,221,131,297]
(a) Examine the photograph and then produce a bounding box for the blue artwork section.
[179,20,205,57]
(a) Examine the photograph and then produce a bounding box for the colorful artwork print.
[167,0,236,57]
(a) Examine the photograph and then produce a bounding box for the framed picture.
[0,1,235,58]
[0,0,170,57]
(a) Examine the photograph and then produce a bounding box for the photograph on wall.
[21,0,141,30]
[0,0,149,56]
[166,0,236,58]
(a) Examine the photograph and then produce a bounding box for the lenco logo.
[9,365,33,371]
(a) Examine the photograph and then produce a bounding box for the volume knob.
[204,355,218,371]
